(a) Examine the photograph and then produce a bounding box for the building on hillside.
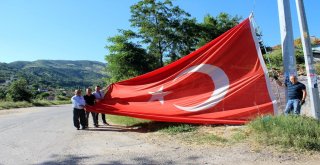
[37,88,49,92]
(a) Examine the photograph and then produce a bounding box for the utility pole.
[295,0,320,119]
[277,0,297,109]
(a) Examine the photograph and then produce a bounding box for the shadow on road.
[82,125,141,132]
[83,122,204,133]
[37,154,198,164]
[38,155,90,165]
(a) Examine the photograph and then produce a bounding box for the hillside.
[0,60,107,89]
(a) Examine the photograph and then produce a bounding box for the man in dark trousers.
[84,87,98,128]
[93,85,109,125]
[71,89,86,130]
[274,75,307,115]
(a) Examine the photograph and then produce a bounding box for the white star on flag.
[148,86,172,105]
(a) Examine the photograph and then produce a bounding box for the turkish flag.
[87,17,277,125]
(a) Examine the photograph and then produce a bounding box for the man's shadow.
[82,124,145,133]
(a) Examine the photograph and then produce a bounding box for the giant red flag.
[88,17,277,125]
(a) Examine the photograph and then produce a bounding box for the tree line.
[105,0,241,83]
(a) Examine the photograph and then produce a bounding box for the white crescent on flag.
[172,64,229,112]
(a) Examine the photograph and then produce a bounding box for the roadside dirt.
[133,125,320,165]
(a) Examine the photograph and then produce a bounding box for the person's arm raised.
[273,75,284,87]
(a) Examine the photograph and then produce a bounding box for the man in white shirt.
[71,89,86,130]
[93,85,109,125]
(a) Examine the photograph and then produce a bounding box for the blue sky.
[0,0,319,63]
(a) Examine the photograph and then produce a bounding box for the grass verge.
[107,115,150,126]
[0,101,33,110]
[248,115,320,151]
[0,100,71,110]
[108,114,320,152]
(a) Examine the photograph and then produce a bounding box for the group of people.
[71,85,109,130]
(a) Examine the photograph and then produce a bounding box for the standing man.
[274,75,307,115]
[84,88,98,128]
[71,89,86,130]
[93,85,109,125]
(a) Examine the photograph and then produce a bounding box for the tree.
[0,87,6,100]
[105,30,157,83]
[105,0,242,82]
[168,18,201,61]
[197,13,241,47]
[6,78,33,102]
[130,0,191,67]
[255,26,272,54]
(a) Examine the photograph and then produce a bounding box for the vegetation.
[0,100,70,110]
[160,124,197,135]
[108,114,320,151]
[264,48,305,70]
[31,100,70,107]
[0,60,106,90]
[248,115,320,151]
[0,101,33,109]
[105,31,157,83]
[107,115,150,126]
[6,78,33,102]
[0,60,105,110]
[105,0,240,83]
[263,37,320,75]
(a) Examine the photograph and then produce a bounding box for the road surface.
[0,105,319,165]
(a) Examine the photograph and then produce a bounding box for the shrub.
[248,115,320,151]
[55,95,69,101]
[36,92,50,100]
[6,78,33,102]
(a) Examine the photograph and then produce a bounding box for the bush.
[248,115,320,151]
[55,95,69,101]
[36,92,50,100]
[6,78,33,102]
[0,88,6,100]
[264,49,283,68]
[264,49,306,69]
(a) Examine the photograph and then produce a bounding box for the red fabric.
[87,18,275,125]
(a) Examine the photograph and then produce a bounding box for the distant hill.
[0,60,107,89]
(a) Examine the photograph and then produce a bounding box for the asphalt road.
[0,105,81,164]
[0,105,204,165]
[0,105,138,165]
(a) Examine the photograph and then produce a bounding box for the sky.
[0,0,319,63]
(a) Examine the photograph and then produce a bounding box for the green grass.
[0,101,32,109]
[160,124,197,135]
[0,100,71,110]
[107,115,150,126]
[31,100,70,106]
[248,115,320,151]
[93,114,320,151]
[230,131,247,142]
[108,115,198,134]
